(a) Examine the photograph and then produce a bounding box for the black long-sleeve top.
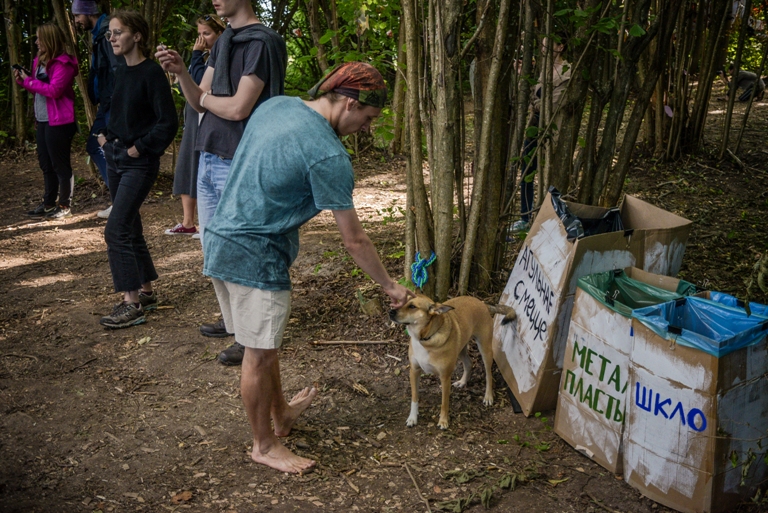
[105,59,178,157]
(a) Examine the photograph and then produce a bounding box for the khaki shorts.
[211,278,291,350]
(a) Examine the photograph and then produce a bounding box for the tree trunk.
[604,0,683,206]
[318,0,340,53]
[389,26,407,154]
[686,0,730,151]
[402,0,434,297]
[5,0,27,144]
[458,0,511,295]
[51,0,95,128]
[503,0,534,216]
[427,0,462,301]
[718,0,751,160]
[305,0,329,72]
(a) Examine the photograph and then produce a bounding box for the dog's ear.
[428,303,454,316]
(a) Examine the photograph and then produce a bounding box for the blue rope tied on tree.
[411,251,436,289]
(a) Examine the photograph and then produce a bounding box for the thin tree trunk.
[687,0,730,151]
[734,42,768,154]
[502,0,534,216]
[402,0,434,297]
[5,0,27,144]
[458,0,511,295]
[427,0,462,301]
[604,0,683,206]
[390,26,406,154]
[51,0,95,128]
[305,0,329,72]
[719,0,751,160]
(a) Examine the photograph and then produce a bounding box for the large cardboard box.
[494,192,692,416]
[624,297,768,513]
[553,267,694,474]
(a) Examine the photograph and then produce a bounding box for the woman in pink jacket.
[14,23,79,219]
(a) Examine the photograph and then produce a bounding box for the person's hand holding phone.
[11,64,29,83]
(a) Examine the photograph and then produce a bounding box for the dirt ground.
[1,91,767,513]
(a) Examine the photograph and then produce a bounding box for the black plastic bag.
[549,186,625,241]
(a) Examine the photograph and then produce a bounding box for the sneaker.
[45,206,71,219]
[218,342,245,366]
[164,223,198,235]
[97,205,112,219]
[510,219,531,233]
[99,301,145,329]
[199,318,234,338]
[28,203,56,217]
[192,233,201,240]
[139,290,158,311]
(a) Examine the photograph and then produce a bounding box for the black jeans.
[104,140,159,293]
[36,121,77,207]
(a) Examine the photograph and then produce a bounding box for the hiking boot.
[46,206,71,219]
[139,290,158,311]
[97,205,112,219]
[165,223,198,235]
[218,342,245,366]
[100,301,145,329]
[28,203,56,217]
[200,318,234,338]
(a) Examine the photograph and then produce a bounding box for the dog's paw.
[452,380,467,389]
[483,395,494,406]
[406,415,418,427]
[437,418,449,430]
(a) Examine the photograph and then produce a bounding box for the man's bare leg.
[241,347,315,473]
[272,380,317,437]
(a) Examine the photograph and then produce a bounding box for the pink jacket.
[20,53,79,126]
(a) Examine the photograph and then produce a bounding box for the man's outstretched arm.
[333,208,414,308]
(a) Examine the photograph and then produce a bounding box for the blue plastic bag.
[632,296,768,358]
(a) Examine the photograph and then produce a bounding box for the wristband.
[200,91,210,109]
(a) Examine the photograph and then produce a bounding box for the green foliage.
[727,27,765,71]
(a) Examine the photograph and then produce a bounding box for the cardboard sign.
[553,268,691,474]
[624,316,768,513]
[493,193,692,416]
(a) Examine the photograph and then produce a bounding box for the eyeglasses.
[105,29,125,40]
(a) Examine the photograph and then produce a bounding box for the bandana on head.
[307,62,387,108]
[71,0,100,15]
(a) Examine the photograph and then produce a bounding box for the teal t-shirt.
[203,96,354,290]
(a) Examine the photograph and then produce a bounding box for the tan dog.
[389,295,516,429]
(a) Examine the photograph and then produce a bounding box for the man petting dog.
[201,62,413,474]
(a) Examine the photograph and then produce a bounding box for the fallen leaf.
[172,490,193,504]
[376,431,387,441]
[548,478,569,486]
[137,336,151,346]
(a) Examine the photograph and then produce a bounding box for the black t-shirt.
[195,23,273,159]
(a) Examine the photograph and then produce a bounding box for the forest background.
[2,0,768,303]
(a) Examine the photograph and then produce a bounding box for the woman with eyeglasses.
[96,10,178,329]
[165,14,226,237]
[14,23,78,219]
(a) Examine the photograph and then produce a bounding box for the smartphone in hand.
[12,63,31,75]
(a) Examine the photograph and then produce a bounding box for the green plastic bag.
[577,269,697,318]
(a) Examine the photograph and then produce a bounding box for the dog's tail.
[487,304,517,325]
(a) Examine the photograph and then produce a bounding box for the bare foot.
[251,438,316,474]
[274,386,317,437]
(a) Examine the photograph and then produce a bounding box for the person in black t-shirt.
[156,0,287,366]
[97,10,178,329]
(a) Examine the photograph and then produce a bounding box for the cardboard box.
[493,192,692,416]
[553,267,693,474]
[624,298,768,513]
